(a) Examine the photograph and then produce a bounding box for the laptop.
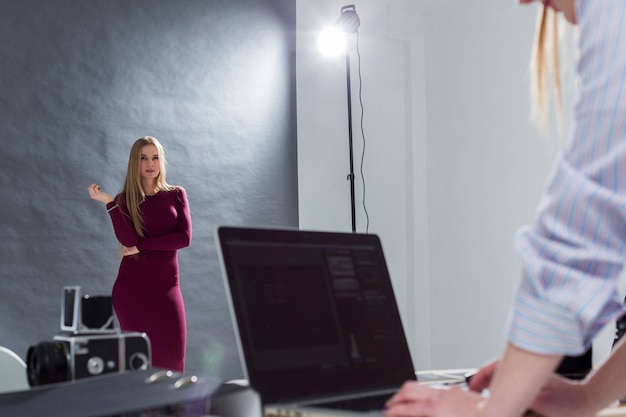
[217,226,417,416]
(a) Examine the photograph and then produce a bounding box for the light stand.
[337,5,360,232]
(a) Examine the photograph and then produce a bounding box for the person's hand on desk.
[384,361,592,417]
[468,359,591,417]
[383,381,483,417]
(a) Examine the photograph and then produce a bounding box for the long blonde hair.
[530,6,563,135]
[116,136,175,237]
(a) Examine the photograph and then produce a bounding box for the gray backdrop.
[0,0,297,380]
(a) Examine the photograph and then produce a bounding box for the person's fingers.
[385,385,480,417]
[468,360,499,392]
[386,382,438,405]
[385,383,439,416]
[384,402,434,417]
[87,183,101,197]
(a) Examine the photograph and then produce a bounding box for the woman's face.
[519,0,576,24]
[140,144,160,182]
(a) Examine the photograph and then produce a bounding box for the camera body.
[27,286,151,386]
[60,285,116,333]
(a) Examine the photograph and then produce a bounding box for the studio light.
[318,6,360,57]
[318,27,347,57]
[318,5,361,232]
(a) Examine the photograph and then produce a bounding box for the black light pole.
[338,5,360,232]
[345,51,356,233]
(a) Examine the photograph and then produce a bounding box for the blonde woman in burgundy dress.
[88,136,192,372]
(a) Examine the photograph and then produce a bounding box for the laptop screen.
[218,226,416,404]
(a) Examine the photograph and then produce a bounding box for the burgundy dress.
[106,187,192,372]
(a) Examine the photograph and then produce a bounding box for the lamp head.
[338,5,360,34]
[318,5,360,57]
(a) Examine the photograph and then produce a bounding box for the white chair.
[0,346,29,393]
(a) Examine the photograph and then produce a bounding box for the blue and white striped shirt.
[508,0,626,355]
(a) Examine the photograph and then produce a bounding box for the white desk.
[417,369,626,417]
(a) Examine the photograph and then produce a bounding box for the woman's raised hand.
[88,183,114,205]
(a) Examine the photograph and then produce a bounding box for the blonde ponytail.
[530,6,563,136]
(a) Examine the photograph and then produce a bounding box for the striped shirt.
[507,0,626,355]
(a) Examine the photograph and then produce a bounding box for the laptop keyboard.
[311,392,391,412]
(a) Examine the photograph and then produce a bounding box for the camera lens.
[26,341,70,386]
[128,352,150,371]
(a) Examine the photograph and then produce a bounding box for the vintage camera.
[26,286,151,386]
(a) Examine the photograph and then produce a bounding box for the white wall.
[296,0,622,371]
[296,0,433,371]
[423,1,556,368]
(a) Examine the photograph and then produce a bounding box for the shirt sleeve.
[107,197,140,248]
[506,0,626,355]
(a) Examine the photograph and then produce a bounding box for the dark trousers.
[555,348,592,379]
